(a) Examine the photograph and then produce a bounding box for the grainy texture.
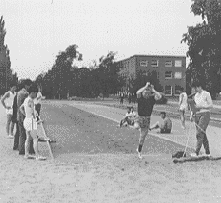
[0,101,221,203]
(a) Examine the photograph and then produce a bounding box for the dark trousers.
[35,103,41,116]
[194,112,210,155]
[13,121,19,150]
[18,119,35,155]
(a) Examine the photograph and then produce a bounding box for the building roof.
[133,54,186,58]
[116,54,186,63]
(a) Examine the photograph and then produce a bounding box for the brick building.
[116,55,186,96]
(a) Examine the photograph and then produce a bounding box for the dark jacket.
[17,89,29,122]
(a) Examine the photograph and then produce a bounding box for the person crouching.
[149,112,172,134]
[119,106,137,127]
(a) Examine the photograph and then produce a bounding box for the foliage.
[181,0,221,98]
[0,16,18,94]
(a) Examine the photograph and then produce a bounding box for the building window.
[140,61,148,67]
[151,60,158,67]
[175,85,183,95]
[175,60,182,67]
[174,72,182,79]
[165,61,172,67]
[165,71,172,79]
[157,72,159,79]
[165,85,172,96]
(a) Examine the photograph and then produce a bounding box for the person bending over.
[149,112,172,134]
[20,84,46,161]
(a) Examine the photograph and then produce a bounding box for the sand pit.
[0,102,221,203]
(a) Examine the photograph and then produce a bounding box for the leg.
[149,122,160,130]
[13,121,19,150]
[10,121,15,136]
[180,110,185,128]
[137,117,150,158]
[195,114,210,155]
[18,120,26,155]
[138,127,149,151]
[6,114,12,136]
[24,130,31,157]
[200,112,211,155]
[31,130,46,160]
[18,120,35,155]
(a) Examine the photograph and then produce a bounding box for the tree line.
[35,47,125,99]
[0,16,18,94]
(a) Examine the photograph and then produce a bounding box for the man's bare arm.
[152,89,162,100]
[1,92,10,109]
[136,83,150,98]
[19,104,25,116]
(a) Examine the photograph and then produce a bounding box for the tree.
[181,0,221,98]
[0,16,14,94]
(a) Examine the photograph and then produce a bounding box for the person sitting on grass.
[149,112,172,134]
[19,84,46,161]
[119,106,137,127]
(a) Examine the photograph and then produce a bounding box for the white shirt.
[34,92,42,105]
[23,97,36,118]
[126,111,136,117]
[179,92,188,110]
[194,90,213,114]
[5,91,16,115]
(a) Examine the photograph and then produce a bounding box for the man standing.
[34,86,44,121]
[135,82,162,159]
[17,79,35,155]
[1,84,17,139]
[190,81,213,157]
[178,88,188,129]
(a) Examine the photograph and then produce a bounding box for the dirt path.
[0,101,221,203]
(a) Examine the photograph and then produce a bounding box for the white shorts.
[23,117,38,131]
[179,105,187,111]
[6,108,13,115]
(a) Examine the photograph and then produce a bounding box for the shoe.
[202,153,211,157]
[8,135,14,139]
[24,154,35,159]
[36,156,46,161]
[181,126,185,130]
[136,148,142,159]
[190,153,198,157]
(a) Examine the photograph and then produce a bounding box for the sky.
[1,0,202,80]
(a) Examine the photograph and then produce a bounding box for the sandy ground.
[1,101,221,203]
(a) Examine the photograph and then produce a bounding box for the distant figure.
[178,88,188,129]
[120,92,124,104]
[1,84,17,139]
[128,93,132,104]
[119,106,137,127]
[149,112,172,134]
[132,92,136,104]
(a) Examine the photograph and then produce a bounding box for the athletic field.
[0,100,221,203]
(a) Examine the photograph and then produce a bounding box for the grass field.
[1,101,221,203]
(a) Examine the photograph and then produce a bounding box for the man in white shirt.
[1,84,17,138]
[178,87,188,129]
[34,87,44,121]
[191,81,213,157]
